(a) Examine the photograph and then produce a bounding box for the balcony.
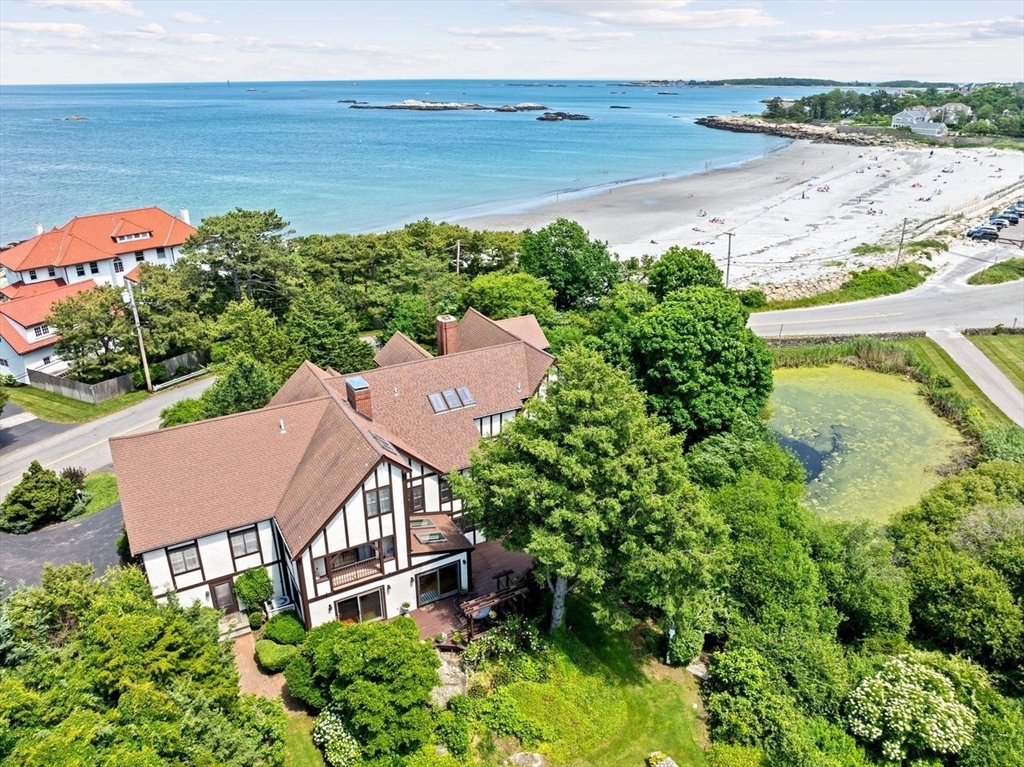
[328,554,384,590]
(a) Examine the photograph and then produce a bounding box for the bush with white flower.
[845,655,977,763]
[312,709,361,767]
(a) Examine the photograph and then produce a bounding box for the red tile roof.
[1,278,67,301]
[111,309,555,558]
[0,279,97,330]
[0,207,195,271]
[0,315,58,355]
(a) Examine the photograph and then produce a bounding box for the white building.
[0,207,196,382]
[911,122,949,137]
[891,109,927,128]
[111,310,553,628]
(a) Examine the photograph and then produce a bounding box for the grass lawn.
[967,257,1024,286]
[4,385,149,424]
[82,473,119,515]
[899,337,1013,427]
[969,334,1024,393]
[283,712,324,767]
[502,602,707,767]
[759,263,929,311]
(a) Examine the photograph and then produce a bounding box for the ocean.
[0,80,834,244]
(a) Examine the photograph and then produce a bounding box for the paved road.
[748,246,1024,337]
[928,329,1024,427]
[0,403,73,452]
[0,375,216,501]
[0,502,124,596]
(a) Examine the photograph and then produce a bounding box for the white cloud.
[170,11,211,24]
[456,39,504,51]
[508,0,780,30]
[0,21,92,38]
[447,25,633,42]
[24,0,142,17]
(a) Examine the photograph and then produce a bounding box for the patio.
[412,539,533,640]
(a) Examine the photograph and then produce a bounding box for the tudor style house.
[111,309,553,628]
[0,206,196,381]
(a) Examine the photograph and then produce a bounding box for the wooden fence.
[27,350,205,404]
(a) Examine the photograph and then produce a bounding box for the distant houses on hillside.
[890,102,970,136]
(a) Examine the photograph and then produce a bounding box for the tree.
[133,262,212,359]
[286,288,375,374]
[451,346,725,631]
[463,270,556,323]
[0,460,78,533]
[201,355,280,419]
[234,567,274,612]
[519,219,620,310]
[48,284,137,382]
[215,299,299,378]
[287,618,440,758]
[630,287,773,442]
[647,246,723,300]
[159,397,206,428]
[181,208,296,316]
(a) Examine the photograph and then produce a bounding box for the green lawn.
[969,334,1024,393]
[899,337,1012,427]
[82,473,120,515]
[283,712,324,767]
[4,385,149,424]
[967,258,1024,286]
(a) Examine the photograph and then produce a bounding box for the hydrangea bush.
[845,656,977,763]
[312,709,360,767]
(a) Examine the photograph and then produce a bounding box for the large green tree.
[519,219,620,310]
[286,287,375,374]
[630,287,773,442]
[0,460,78,533]
[133,263,212,359]
[215,299,299,378]
[647,246,724,300]
[451,346,725,631]
[48,284,137,382]
[463,270,556,323]
[200,355,280,419]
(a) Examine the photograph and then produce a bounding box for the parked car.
[968,226,998,237]
[986,218,1008,229]
[968,230,999,241]
[997,211,1020,224]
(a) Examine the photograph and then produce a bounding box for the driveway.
[0,403,73,453]
[0,502,124,596]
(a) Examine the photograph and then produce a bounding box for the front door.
[211,579,238,613]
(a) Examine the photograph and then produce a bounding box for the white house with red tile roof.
[0,206,196,382]
[0,206,195,295]
[111,310,553,629]
[0,280,98,382]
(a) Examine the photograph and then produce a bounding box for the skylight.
[415,532,448,545]
[427,386,476,413]
[371,432,397,455]
[410,518,436,529]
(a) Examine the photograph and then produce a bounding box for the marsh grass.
[761,263,930,311]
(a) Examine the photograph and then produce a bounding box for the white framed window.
[336,588,384,624]
[76,264,86,277]
[47,266,56,278]
[0,358,9,367]
[28,269,37,281]
[113,258,124,274]
[168,544,200,575]
[135,251,145,262]
[157,247,167,259]
[89,261,99,274]
[33,325,51,338]
[42,356,51,365]
[365,486,392,517]
[229,527,260,558]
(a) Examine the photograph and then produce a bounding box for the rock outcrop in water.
[536,112,591,122]
[349,100,547,112]
[695,115,918,147]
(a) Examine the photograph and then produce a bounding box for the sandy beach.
[458,141,1024,295]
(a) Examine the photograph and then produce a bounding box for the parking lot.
[966,199,1024,244]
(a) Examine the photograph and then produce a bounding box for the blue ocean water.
[0,80,833,244]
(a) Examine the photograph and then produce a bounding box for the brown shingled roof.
[374,331,432,367]
[455,307,521,352]
[495,315,550,350]
[268,361,332,407]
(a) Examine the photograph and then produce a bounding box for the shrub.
[59,466,87,488]
[736,289,768,309]
[174,365,190,377]
[0,461,77,533]
[234,567,273,611]
[434,709,470,756]
[159,398,206,428]
[264,611,305,645]
[285,655,329,711]
[475,687,544,746]
[312,709,360,767]
[0,373,17,387]
[115,527,130,558]
[248,610,265,630]
[132,370,146,390]
[149,363,167,382]
[255,639,298,672]
[64,491,91,520]
[979,425,1024,464]
[707,743,767,767]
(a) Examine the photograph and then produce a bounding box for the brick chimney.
[345,376,372,419]
[436,315,457,356]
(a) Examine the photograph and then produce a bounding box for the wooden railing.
[329,554,382,590]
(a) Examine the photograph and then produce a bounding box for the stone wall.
[759,273,849,302]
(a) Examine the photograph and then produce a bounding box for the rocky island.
[349,99,547,112]
[536,112,591,122]
[695,115,919,147]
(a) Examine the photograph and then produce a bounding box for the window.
[115,232,151,243]
[76,264,86,277]
[381,535,395,559]
[417,563,460,606]
[410,518,435,530]
[47,266,56,278]
[336,589,383,624]
[428,392,447,413]
[428,386,475,413]
[409,484,425,512]
[442,388,461,409]
[42,356,51,365]
[33,325,50,338]
[28,270,37,281]
[456,386,476,406]
[168,544,200,575]
[135,251,145,262]
[89,261,99,274]
[229,527,260,558]
[113,258,124,274]
[365,486,392,517]
[157,247,166,259]
[440,479,453,504]
[0,358,10,367]
[415,531,448,545]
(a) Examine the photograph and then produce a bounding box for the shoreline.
[456,139,1024,293]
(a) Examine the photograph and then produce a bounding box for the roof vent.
[279,419,287,434]
[34,222,43,236]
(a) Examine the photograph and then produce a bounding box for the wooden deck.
[412,540,533,640]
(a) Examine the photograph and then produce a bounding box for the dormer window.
[33,324,51,338]
[47,266,56,278]
[28,269,37,281]
[115,232,151,243]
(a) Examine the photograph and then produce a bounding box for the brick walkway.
[232,632,307,711]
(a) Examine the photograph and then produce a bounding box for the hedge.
[255,639,299,673]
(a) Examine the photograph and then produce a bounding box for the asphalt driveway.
[0,502,124,596]
[0,403,73,453]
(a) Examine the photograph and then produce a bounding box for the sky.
[0,0,1022,85]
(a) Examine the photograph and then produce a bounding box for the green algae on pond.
[770,366,963,523]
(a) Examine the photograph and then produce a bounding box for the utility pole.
[456,239,461,275]
[895,217,908,267]
[725,231,734,287]
[125,279,152,393]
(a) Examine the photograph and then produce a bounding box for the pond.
[769,366,964,523]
